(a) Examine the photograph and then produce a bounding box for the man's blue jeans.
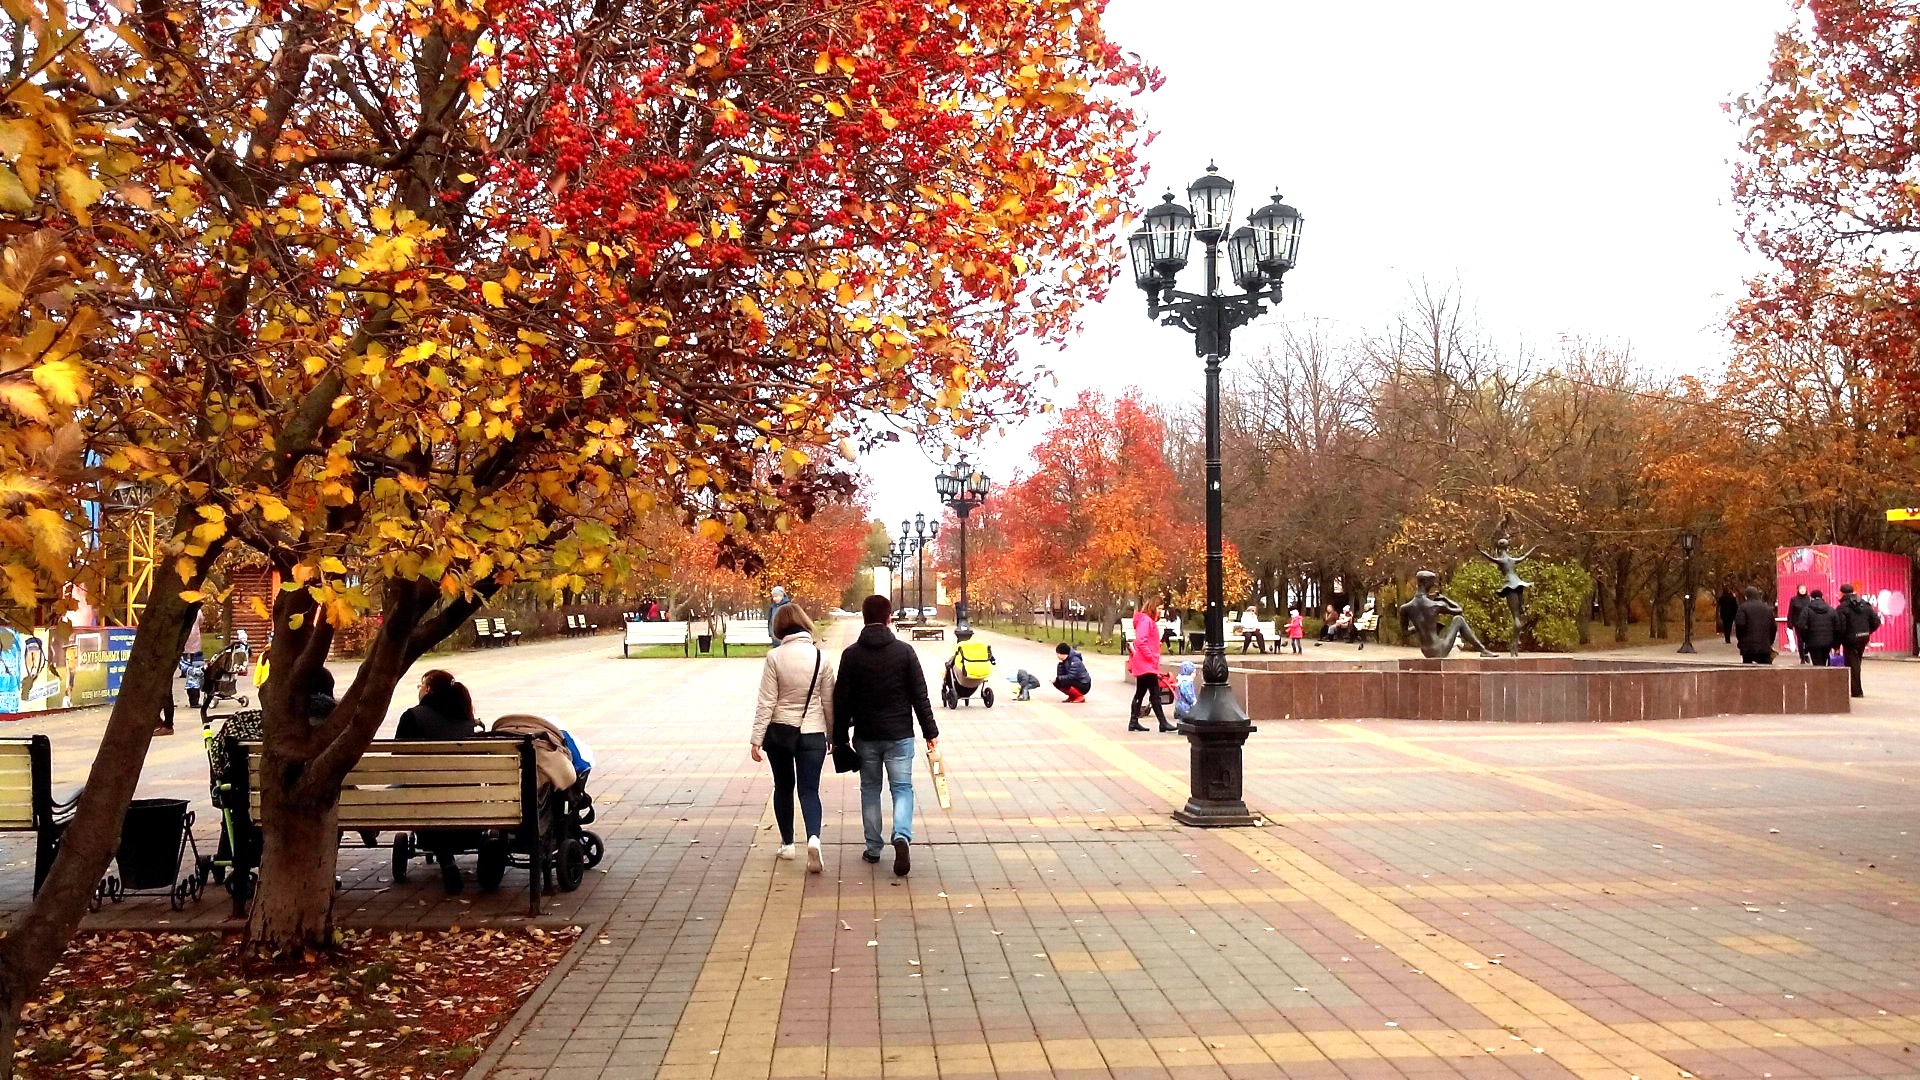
[856,736,915,855]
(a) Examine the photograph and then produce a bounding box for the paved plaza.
[4,625,1917,1079]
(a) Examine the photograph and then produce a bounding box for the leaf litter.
[18,927,576,1078]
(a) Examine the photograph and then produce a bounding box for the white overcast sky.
[860,0,1788,536]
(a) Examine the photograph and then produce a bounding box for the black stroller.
[197,639,253,722]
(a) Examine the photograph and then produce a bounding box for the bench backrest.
[729,617,770,639]
[625,619,690,643]
[474,617,492,634]
[0,737,45,830]
[242,738,531,829]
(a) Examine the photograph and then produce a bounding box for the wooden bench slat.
[246,795,523,826]
[343,768,523,785]
[338,785,522,807]
[339,755,521,775]
[0,811,31,828]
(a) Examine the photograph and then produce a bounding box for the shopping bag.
[927,748,952,810]
[1829,651,1846,667]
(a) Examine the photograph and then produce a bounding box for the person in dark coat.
[1786,585,1812,663]
[1732,586,1777,665]
[1835,583,1882,698]
[1054,643,1092,701]
[1793,590,1840,668]
[832,594,937,877]
[1716,586,1739,645]
[396,669,482,893]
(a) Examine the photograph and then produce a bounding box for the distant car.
[828,607,854,618]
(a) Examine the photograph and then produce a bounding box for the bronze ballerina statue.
[1478,536,1535,656]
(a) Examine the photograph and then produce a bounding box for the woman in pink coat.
[1127,599,1175,733]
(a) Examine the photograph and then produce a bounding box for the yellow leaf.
[319,555,348,574]
[482,280,505,307]
[258,496,290,522]
[697,518,727,542]
[249,596,270,621]
[197,505,226,522]
[179,590,205,603]
[0,165,31,215]
[174,556,197,584]
[30,358,88,405]
[813,51,830,75]
[55,166,104,221]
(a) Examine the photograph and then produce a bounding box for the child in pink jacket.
[1286,610,1305,654]
[1128,600,1174,733]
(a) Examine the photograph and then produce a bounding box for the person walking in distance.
[832,595,937,877]
[1787,584,1812,663]
[1793,589,1840,669]
[1127,598,1175,733]
[1835,583,1881,698]
[1286,609,1305,654]
[752,603,834,873]
[1733,586,1777,665]
[1716,585,1739,645]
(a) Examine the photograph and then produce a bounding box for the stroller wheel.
[196,855,213,887]
[556,838,585,893]
[581,831,605,869]
[391,833,414,882]
[982,685,995,708]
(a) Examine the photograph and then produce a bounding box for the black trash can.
[118,798,188,890]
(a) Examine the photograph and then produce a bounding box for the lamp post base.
[1173,681,1260,828]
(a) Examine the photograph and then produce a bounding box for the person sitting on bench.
[397,670,483,893]
[1236,607,1264,653]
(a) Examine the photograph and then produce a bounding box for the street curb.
[464,915,606,1080]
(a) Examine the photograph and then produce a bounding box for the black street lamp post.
[1678,531,1698,655]
[1128,163,1303,828]
[935,461,991,631]
[900,516,938,622]
[889,539,913,615]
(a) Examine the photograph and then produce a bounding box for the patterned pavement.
[3,624,1916,1079]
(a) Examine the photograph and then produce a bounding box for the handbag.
[762,647,821,755]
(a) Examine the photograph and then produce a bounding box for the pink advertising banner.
[1775,545,1913,655]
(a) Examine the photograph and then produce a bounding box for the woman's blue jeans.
[766,733,827,844]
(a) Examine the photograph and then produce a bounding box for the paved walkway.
[3,625,1917,1078]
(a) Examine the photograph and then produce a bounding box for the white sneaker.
[777,843,796,861]
[805,836,823,874]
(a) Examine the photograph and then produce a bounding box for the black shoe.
[1128,721,1149,732]
[1159,721,1178,733]
[862,851,881,864]
[438,854,464,895]
[892,838,910,877]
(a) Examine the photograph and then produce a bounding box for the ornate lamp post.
[1128,162,1303,828]
[1678,531,1698,655]
[890,538,913,615]
[900,513,939,620]
[935,461,991,631]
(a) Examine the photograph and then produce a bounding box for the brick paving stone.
[5,629,1920,1077]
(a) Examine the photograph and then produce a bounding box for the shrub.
[1444,558,1592,653]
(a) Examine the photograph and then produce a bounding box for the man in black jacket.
[1786,585,1812,663]
[1794,589,1841,668]
[833,594,938,876]
[1732,586,1778,665]
[1835,583,1882,698]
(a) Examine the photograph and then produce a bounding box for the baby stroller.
[941,631,996,709]
[202,707,263,916]
[198,637,252,721]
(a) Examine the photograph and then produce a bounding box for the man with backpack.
[1793,589,1841,669]
[1835,583,1882,698]
[833,594,937,877]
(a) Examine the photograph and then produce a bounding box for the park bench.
[624,619,690,657]
[911,626,946,642]
[490,617,523,645]
[1354,608,1379,650]
[1234,619,1278,653]
[230,736,547,916]
[564,613,599,637]
[725,617,770,653]
[1117,618,1183,655]
[473,617,507,647]
[0,735,77,895]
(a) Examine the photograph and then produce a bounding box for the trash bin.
[696,633,714,654]
[118,798,188,890]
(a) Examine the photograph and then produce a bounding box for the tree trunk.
[0,578,197,1076]
[1612,554,1632,643]
[246,767,342,955]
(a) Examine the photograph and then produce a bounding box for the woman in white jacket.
[751,603,835,872]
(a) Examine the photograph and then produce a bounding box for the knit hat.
[1840,583,1856,595]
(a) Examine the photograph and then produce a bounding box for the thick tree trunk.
[0,581,196,1077]
[246,769,342,954]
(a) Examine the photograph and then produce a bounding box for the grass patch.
[976,619,1114,653]
[21,927,577,1078]
[624,637,769,659]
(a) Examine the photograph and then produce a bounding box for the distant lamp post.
[885,547,906,614]
[1678,531,1698,655]
[1128,162,1304,828]
[902,513,939,621]
[935,461,991,631]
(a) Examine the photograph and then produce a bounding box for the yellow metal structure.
[124,508,156,626]
[1889,508,1920,531]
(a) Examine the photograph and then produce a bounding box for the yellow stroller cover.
[952,639,993,686]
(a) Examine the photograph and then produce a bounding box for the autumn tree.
[0,0,1156,1049]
